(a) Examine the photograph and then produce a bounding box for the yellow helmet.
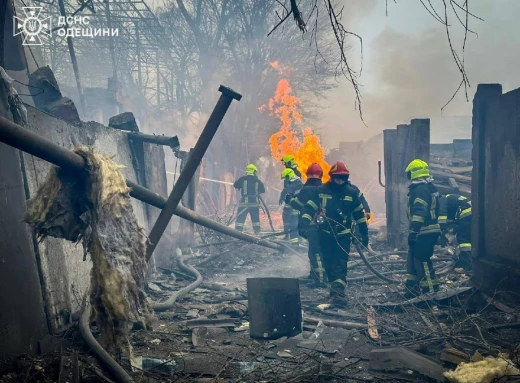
[281,154,296,168]
[245,164,258,175]
[281,168,296,180]
[405,159,430,180]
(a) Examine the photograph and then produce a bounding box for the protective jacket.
[280,177,303,204]
[407,181,441,236]
[438,194,471,225]
[234,175,265,206]
[300,182,368,237]
[289,178,322,217]
[348,182,370,213]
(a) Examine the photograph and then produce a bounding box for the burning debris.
[25,146,153,352]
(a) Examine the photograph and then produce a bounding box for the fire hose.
[79,251,203,383]
[259,195,275,232]
[79,307,134,383]
[153,252,203,311]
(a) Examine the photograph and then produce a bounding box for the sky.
[147,0,520,147]
[317,0,520,145]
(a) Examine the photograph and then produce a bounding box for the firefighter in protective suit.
[233,164,265,234]
[280,168,303,245]
[438,194,472,271]
[347,178,373,238]
[405,159,441,297]
[300,161,369,306]
[289,163,326,287]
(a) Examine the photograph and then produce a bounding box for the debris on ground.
[4,223,520,382]
[444,356,520,383]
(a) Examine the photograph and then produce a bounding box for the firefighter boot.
[329,281,347,308]
[329,292,348,308]
[421,282,440,295]
[403,280,421,300]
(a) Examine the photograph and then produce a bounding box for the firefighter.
[347,178,373,239]
[438,194,472,271]
[233,164,266,234]
[281,154,302,178]
[405,159,441,297]
[299,161,369,306]
[280,168,303,245]
[289,163,326,287]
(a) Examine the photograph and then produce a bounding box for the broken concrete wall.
[22,105,149,331]
[0,81,48,355]
[452,139,472,159]
[472,84,520,298]
[326,134,386,219]
[383,119,430,249]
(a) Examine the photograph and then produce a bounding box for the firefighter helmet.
[281,168,297,180]
[405,159,430,180]
[306,163,323,177]
[281,154,297,168]
[245,164,258,175]
[328,161,350,176]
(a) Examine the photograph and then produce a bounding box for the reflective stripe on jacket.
[407,181,441,235]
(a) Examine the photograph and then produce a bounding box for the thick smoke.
[319,0,520,145]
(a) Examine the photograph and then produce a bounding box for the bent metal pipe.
[0,115,282,253]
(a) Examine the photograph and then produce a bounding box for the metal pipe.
[128,132,179,149]
[0,116,282,252]
[378,160,385,188]
[146,85,242,260]
[79,306,134,383]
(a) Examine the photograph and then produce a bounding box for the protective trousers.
[319,231,351,297]
[455,215,472,270]
[406,233,440,295]
[306,225,326,283]
[235,204,260,234]
[282,205,299,244]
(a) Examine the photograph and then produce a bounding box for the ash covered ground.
[4,220,520,383]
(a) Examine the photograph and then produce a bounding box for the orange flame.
[261,63,330,182]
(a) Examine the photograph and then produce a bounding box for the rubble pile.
[430,158,472,197]
[120,232,520,382]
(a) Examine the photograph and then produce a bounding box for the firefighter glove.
[279,197,284,206]
[361,234,369,248]
[408,231,418,247]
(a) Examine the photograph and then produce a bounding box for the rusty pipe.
[378,160,385,188]
[128,132,180,150]
[146,85,242,260]
[0,116,282,252]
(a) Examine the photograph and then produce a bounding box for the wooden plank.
[304,316,366,330]
[367,307,380,341]
[448,178,459,193]
[431,170,471,184]
[449,166,473,175]
[369,347,446,381]
[440,348,470,365]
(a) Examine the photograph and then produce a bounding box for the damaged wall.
[20,105,166,332]
[383,119,430,249]
[472,84,520,298]
[326,134,386,219]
